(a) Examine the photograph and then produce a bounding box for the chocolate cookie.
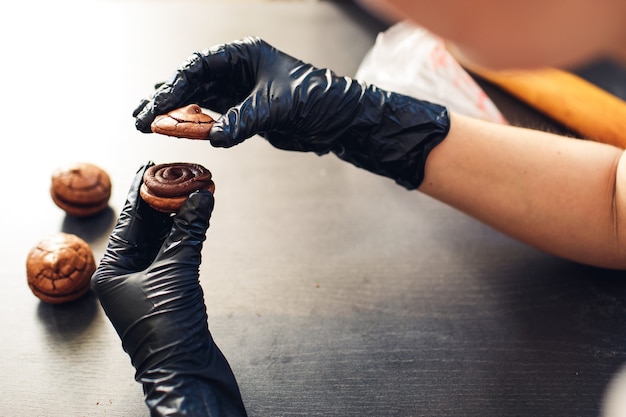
[151,104,215,139]
[140,162,215,213]
[50,162,111,217]
[26,233,96,304]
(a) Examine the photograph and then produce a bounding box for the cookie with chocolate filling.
[140,162,215,213]
[50,162,111,217]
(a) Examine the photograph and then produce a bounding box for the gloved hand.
[91,162,247,417]
[133,37,450,190]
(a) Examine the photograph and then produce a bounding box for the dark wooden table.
[1,1,625,416]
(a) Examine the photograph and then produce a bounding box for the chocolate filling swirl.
[141,162,215,212]
[144,163,213,197]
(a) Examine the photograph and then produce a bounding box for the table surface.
[2,1,626,416]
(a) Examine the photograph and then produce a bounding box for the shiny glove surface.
[92,162,247,417]
[133,37,450,189]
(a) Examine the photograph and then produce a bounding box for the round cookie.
[26,233,96,304]
[50,162,111,217]
[140,162,215,213]
[151,104,215,140]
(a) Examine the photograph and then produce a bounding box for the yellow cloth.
[467,66,626,149]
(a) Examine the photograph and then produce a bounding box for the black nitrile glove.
[92,162,247,417]
[133,37,450,189]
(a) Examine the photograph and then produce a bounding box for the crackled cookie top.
[26,233,95,304]
[151,104,215,140]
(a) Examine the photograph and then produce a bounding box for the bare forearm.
[420,113,626,269]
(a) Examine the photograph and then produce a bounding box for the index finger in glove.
[134,37,265,134]
[96,162,172,276]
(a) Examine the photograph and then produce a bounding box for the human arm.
[91,163,248,417]
[420,113,626,270]
[133,38,626,269]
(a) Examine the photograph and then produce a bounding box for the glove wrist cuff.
[335,86,450,189]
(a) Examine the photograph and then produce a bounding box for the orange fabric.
[468,66,626,149]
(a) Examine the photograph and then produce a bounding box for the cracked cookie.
[26,233,96,304]
[151,104,215,139]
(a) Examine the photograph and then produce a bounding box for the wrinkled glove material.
[92,163,248,417]
[134,37,450,190]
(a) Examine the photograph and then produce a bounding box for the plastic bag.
[356,21,507,124]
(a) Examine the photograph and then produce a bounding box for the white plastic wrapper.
[356,21,507,124]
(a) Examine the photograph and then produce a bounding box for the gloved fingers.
[208,88,336,154]
[151,190,215,273]
[134,37,270,134]
[208,93,271,148]
[109,162,153,243]
[133,83,176,133]
[97,162,172,275]
[132,98,149,118]
[132,99,153,132]
[209,63,349,151]
[135,66,226,131]
[122,162,151,211]
[133,71,194,133]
